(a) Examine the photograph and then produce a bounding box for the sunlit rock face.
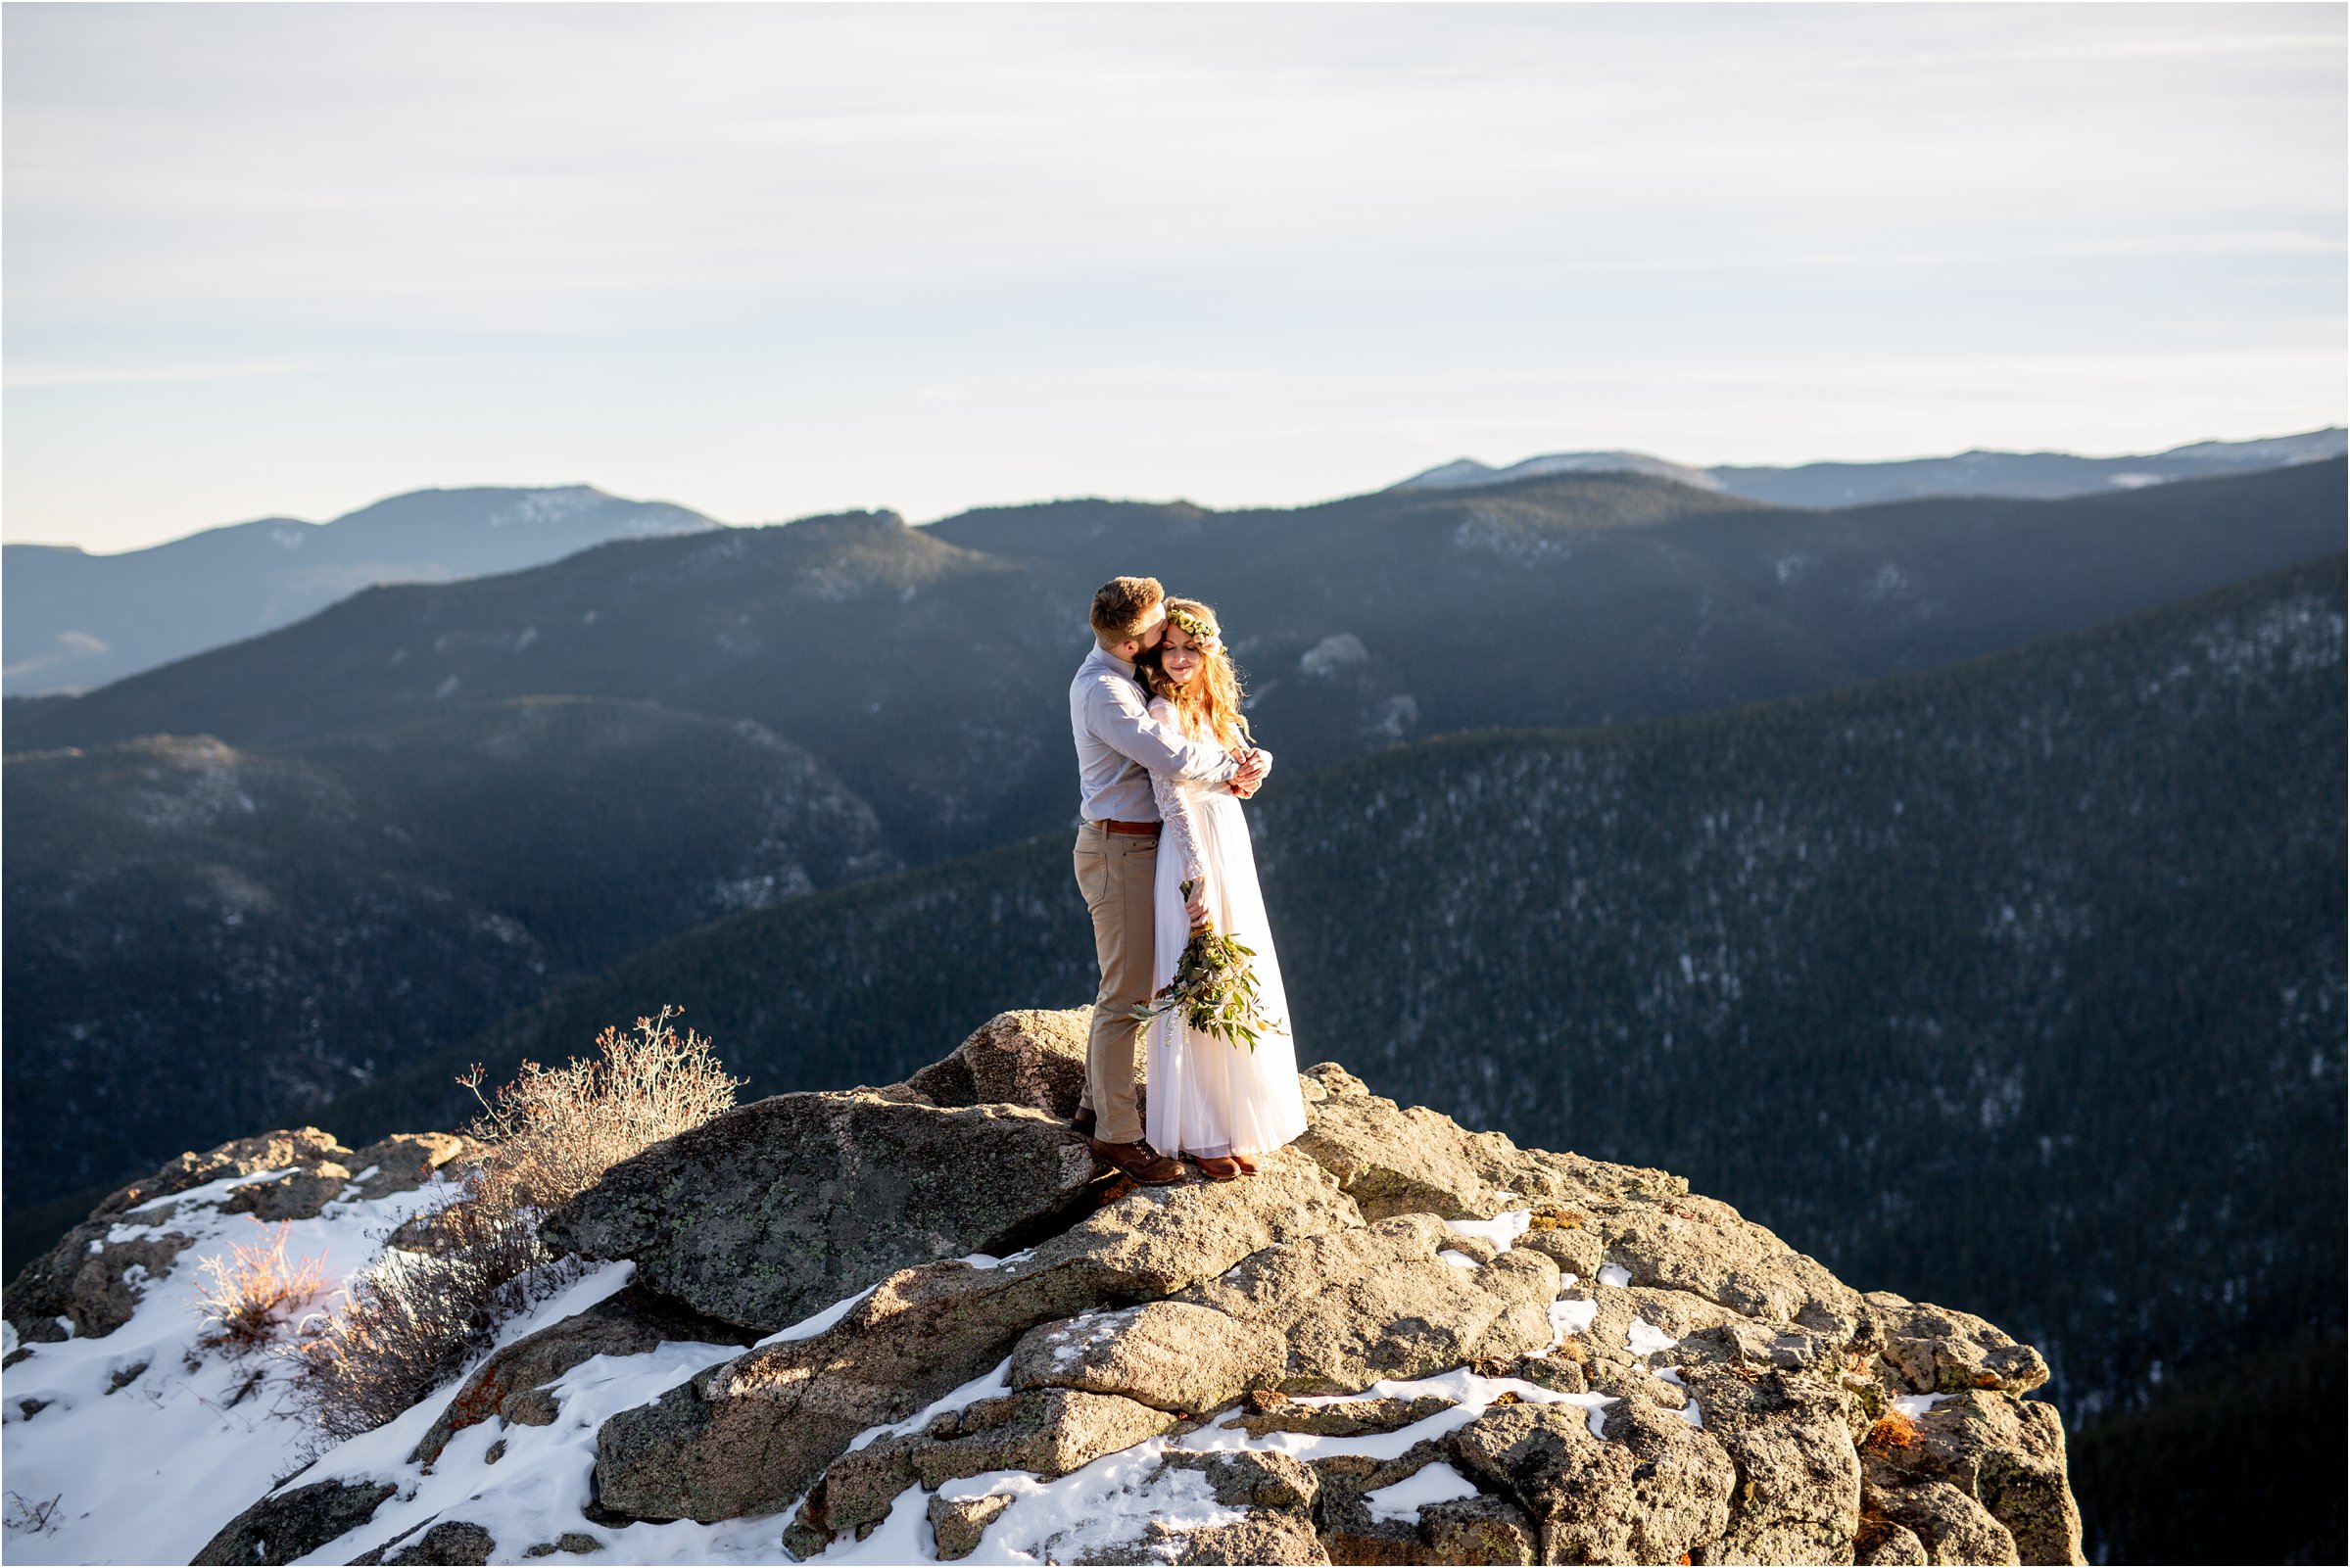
[6,1007,2085,1566]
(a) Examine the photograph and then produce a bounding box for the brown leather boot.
[1193,1153,1242,1182]
[1089,1136,1180,1185]
[1072,1106,1096,1137]
[1228,1152,1259,1174]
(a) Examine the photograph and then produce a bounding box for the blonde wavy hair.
[1141,597,1254,752]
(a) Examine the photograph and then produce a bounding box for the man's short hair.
[1089,576,1166,642]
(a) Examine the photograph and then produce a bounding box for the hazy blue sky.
[6,1,2342,552]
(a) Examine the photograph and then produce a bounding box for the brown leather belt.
[1091,819,1161,835]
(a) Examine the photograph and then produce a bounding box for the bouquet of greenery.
[1127,880,1285,1052]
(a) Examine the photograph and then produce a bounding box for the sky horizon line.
[5,417,2342,555]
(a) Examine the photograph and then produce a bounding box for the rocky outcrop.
[540,1091,1105,1335]
[96,1127,359,1218]
[877,1006,1120,1117]
[1171,1212,1562,1392]
[569,1011,2084,1562]
[346,1132,478,1201]
[5,1124,484,1348]
[181,1007,2084,1566]
[591,1154,1361,1522]
[352,1517,499,1565]
[191,1478,400,1566]
[791,1387,1179,1546]
[407,1283,761,1466]
[8,1128,362,1344]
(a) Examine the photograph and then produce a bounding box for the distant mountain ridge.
[9,428,2338,699]
[1394,425,2348,507]
[3,484,721,694]
[1396,450,1726,493]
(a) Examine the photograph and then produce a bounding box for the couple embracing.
[1067,575,1310,1184]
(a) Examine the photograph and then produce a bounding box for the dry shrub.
[287,1007,743,1443]
[457,1005,745,1212]
[285,1185,578,1443]
[4,1492,63,1534]
[1866,1406,1924,1449]
[192,1217,326,1351]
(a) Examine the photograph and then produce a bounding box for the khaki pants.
[1073,820,1159,1144]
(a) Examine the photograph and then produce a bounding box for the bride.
[1135,597,1309,1178]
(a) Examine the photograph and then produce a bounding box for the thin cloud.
[3,1,2340,550]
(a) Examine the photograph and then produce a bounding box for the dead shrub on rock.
[286,1189,582,1444]
[457,1005,744,1212]
[192,1218,326,1353]
[1866,1406,1924,1450]
[467,1005,743,1194]
[287,1007,743,1444]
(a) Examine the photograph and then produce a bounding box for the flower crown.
[1166,604,1223,652]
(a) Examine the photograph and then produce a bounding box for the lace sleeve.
[1147,698,1209,896]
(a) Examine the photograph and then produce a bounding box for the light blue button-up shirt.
[1070,643,1238,824]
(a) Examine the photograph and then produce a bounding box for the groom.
[1069,575,1270,1183]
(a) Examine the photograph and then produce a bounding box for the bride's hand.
[1184,879,1212,928]
[1230,747,1267,796]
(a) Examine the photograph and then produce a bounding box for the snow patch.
[1627,1316,1677,1356]
[923,1449,1243,1565]
[810,1367,1627,1563]
[842,1357,1016,1456]
[1444,1209,1531,1252]
[753,1282,880,1349]
[1362,1459,1481,1522]
[1548,1295,1598,1340]
[293,1330,747,1567]
[1185,1366,1615,1465]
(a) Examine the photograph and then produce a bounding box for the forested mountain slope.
[3,697,889,1206]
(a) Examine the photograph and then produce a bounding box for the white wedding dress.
[1144,695,1310,1160]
